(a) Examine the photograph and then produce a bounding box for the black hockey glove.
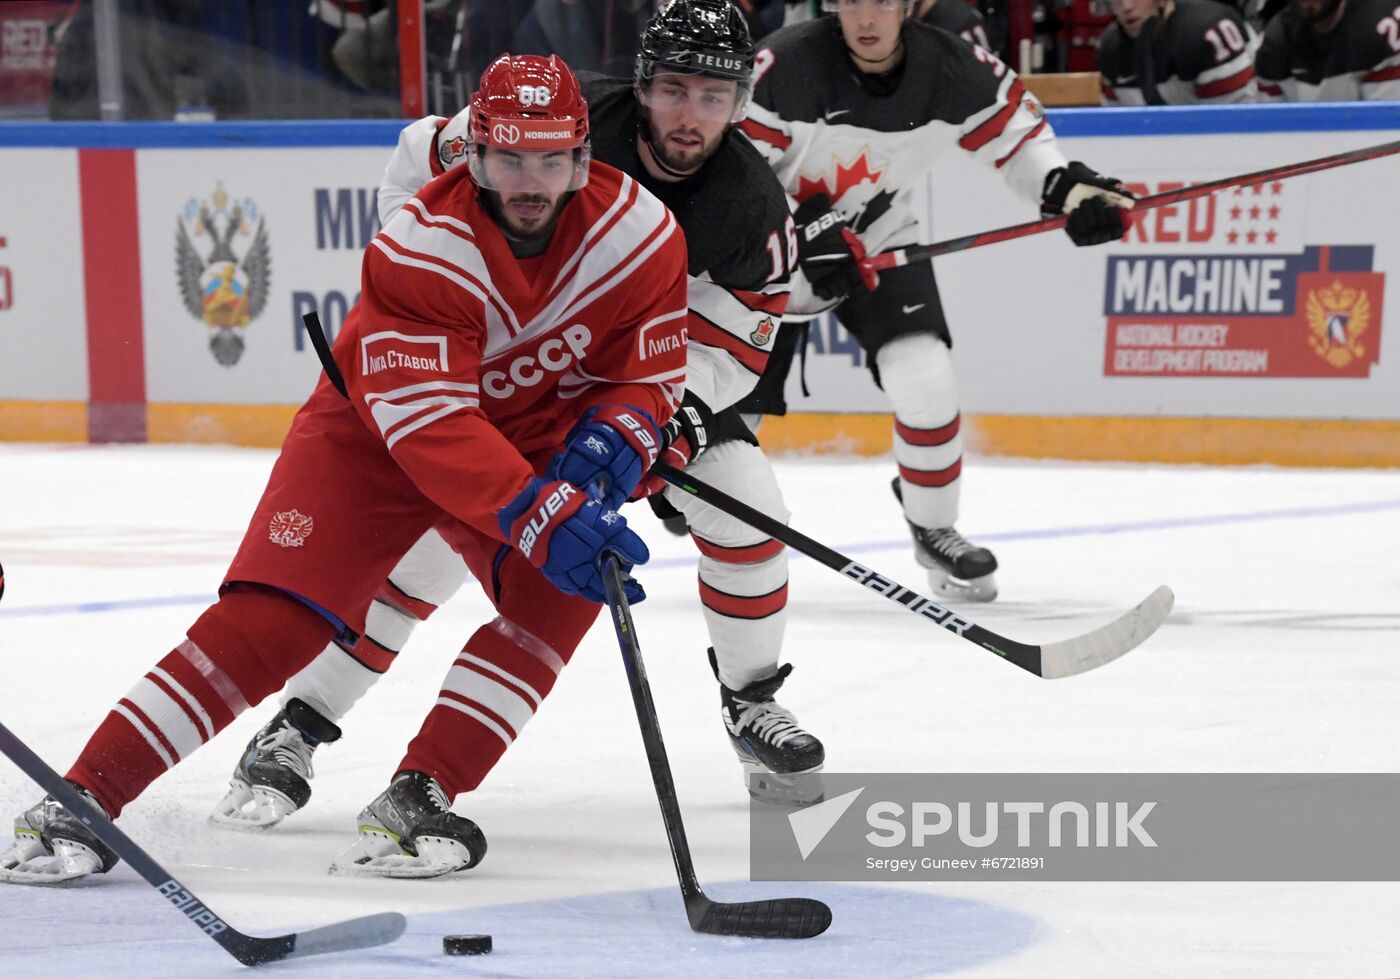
[1041,162,1137,247]
[636,391,714,499]
[793,193,880,302]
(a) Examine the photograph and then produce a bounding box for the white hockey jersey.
[741,18,1068,316]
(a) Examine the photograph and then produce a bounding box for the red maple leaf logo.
[438,135,469,168]
[794,151,886,205]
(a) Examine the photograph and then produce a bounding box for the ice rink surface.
[0,442,1397,977]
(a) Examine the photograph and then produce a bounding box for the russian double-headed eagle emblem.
[268,509,314,548]
[1305,279,1369,369]
[176,183,271,366]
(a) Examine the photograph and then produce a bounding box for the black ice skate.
[329,771,487,879]
[0,786,119,885]
[210,698,341,830]
[711,649,825,806]
[891,476,999,602]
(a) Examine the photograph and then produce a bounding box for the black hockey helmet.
[635,0,756,115]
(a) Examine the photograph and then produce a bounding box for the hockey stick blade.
[600,557,831,939]
[0,719,407,966]
[652,464,1172,678]
[1037,584,1174,679]
[689,893,833,939]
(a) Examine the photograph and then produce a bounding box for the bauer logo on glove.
[512,482,580,559]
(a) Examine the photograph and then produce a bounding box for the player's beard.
[482,190,566,243]
[1294,0,1343,22]
[643,119,719,178]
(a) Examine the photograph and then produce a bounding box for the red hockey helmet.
[468,54,591,191]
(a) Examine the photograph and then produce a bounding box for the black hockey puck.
[443,934,492,956]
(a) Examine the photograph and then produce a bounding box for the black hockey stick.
[303,311,349,398]
[865,138,1400,271]
[651,463,1172,679]
[599,556,831,939]
[0,720,406,966]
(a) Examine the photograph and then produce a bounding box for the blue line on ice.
[4,497,1397,620]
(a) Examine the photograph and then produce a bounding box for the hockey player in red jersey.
[211,2,828,830]
[739,0,1134,602]
[0,54,689,883]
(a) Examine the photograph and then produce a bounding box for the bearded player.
[209,1,829,840]
[1,53,688,882]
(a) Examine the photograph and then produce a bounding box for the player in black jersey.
[916,0,993,50]
[1256,0,1400,100]
[740,2,1133,603]
[1098,0,1259,104]
[209,2,829,829]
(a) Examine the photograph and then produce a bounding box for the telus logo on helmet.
[675,51,746,73]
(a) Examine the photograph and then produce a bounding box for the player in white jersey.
[739,0,1134,602]
[211,2,829,832]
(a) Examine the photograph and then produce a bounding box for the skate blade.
[327,829,472,880]
[209,780,300,831]
[0,836,101,885]
[739,758,826,807]
[916,560,998,603]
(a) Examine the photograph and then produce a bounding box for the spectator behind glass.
[48,0,406,121]
[1256,0,1400,99]
[511,0,652,77]
[1098,0,1259,104]
[49,0,247,120]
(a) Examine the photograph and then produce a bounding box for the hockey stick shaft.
[599,556,831,938]
[0,720,405,965]
[302,311,349,398]
[651,463,1171,678]
[650,464,1038,671]
[599,556,707,913]
[865,137,1400,271]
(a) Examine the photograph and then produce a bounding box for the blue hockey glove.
[498,477,648,604]
[549,405,661,508]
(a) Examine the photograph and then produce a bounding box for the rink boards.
[0,104,1398,465]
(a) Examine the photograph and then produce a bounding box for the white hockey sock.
[664,440,790,690]
[877,333,963,529]
[281,528,469,723]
